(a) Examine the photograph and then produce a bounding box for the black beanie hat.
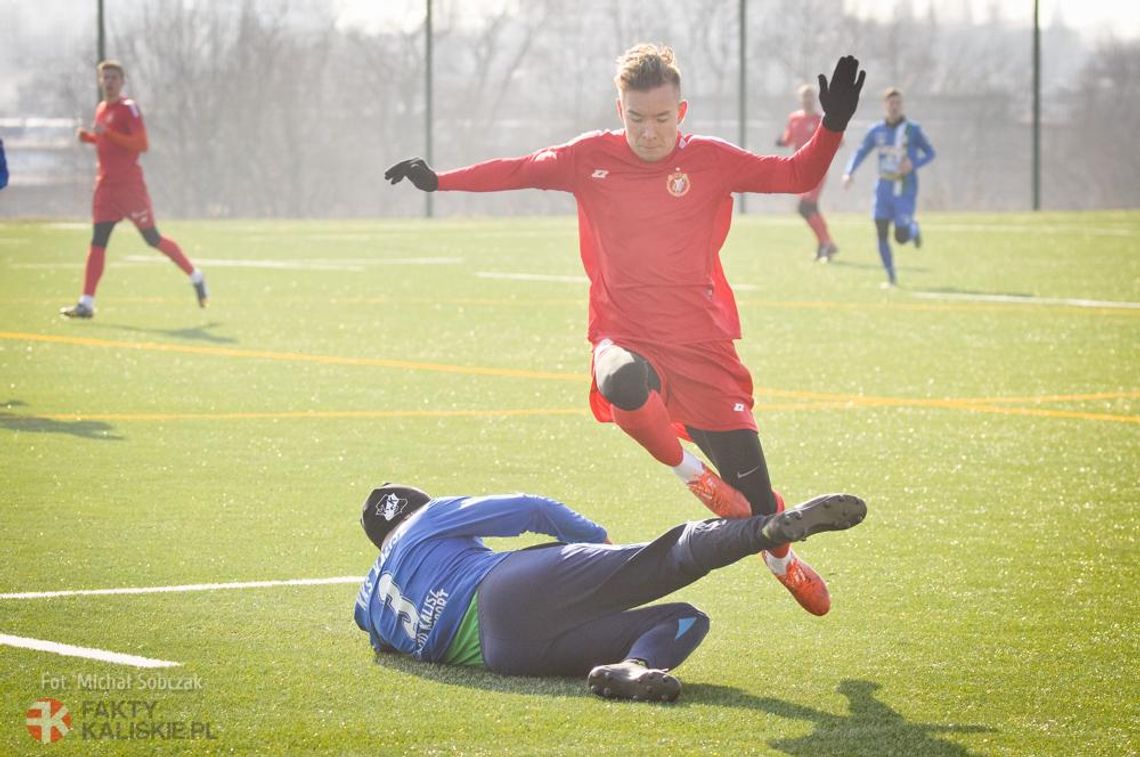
[360,484,431,549]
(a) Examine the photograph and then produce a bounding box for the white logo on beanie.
[378,493,406,521]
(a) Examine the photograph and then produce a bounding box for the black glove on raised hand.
[384,157,438,192]
[818,56,866,132]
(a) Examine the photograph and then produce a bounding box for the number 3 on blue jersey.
[377,573,419,640]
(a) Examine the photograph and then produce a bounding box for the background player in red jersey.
[776,83,837,262]
[61,60,207,319]
[385,45,865,616]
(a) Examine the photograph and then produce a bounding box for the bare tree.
[1055,38,1140,208]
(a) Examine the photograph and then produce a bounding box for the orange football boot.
[765,550,831,616]
[686,464,751,519]
[764,490,831,616]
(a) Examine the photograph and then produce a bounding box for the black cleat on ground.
[588,661,681,703]
[193,278,209,308]
[824,242,839,260]
[913,228,923,249]
[59,302,94,319]
[762,493,867,543]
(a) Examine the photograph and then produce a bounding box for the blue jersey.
[844,119,934,195]
[353,493,608,662]
[0,139,8,190]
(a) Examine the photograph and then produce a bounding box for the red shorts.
[799,176,826,204]
[589,338,757,437]
[92,180,155,227]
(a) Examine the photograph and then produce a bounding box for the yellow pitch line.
[24,403,832,423]
[8,295,1138,315]
[737,299,1140,316]
[12,400,1135,425]
[0,332,584,382]
[759,387,1139,407]
[940,403,1139,424]
[949,390,1140,405]
[752,395,1137,423]
[3,332,1134,424]
[30,408,590,422]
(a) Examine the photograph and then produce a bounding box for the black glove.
[384,157,438,192]
[818,56,866,132]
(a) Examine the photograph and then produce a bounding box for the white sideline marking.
[476,271,588,283]
[192,256,462,267]
[10,256,463,271]
[476,271,759,291]
[0,634,180,668]
[928,223,1133,237]
[119,255,462,271]
[910,291,1140,310]
[0,576,362,600]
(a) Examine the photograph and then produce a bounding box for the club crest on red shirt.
[666,170,690,197]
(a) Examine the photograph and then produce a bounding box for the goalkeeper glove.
[384,157,438,192]
[818,56,866,132]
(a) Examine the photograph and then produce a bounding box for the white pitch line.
[476,271,588,283]
[0,634,181,668]
[924,223,1134,237]
[192,257,463,267]
[909,291,1140,310]
[115,255,462,271]
[476,270,760,291]
[0,576,362,601]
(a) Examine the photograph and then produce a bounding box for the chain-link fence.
[1,0,1137,218]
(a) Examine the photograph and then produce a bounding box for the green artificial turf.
[1,212,1137,754]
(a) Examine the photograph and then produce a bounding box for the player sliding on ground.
[355,484,867,702]
[61,60,207,319]
[386,45,865,616]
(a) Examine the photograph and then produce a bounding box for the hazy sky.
[335,0,1140,39]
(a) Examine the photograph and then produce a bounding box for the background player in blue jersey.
[0,138,8,189]
[842,88,935,287]
[354,484,866,702]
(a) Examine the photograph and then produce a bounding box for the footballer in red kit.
[61,60,207,319]
[386,45,866,616]
[776,84,837,261]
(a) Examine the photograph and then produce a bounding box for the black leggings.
[92,221,162,248]
[877,217,911,245]
[595,344,778,516]
[478,513,786,676]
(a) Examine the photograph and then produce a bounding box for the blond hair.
[97,60,125,76]
[883,87,902,100]
[614,43,680,93]
[797,83,814,96]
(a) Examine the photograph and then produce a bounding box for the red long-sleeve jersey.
[780,109,822,151]
[80,97,149,186]
[438,126,841,345]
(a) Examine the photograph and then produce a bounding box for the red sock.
[806,213,832,246]
[768,489,790,558]
[611,391,684,467]
[156,236,194,275]
[83,244,106,297]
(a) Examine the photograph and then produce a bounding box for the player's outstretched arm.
[818,56,866,132]
[384,157,438,192]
